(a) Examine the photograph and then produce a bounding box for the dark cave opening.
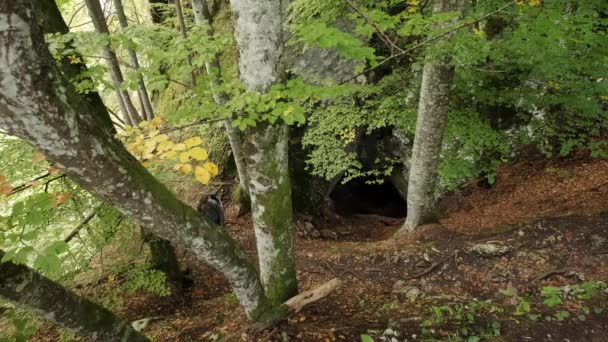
[329,178,407,218]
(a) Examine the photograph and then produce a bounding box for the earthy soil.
[29,156,608,341]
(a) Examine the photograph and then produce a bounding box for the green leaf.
[44,241,69,256]
[33,254,62,275]
[360,334,374,342]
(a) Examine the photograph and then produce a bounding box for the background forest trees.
[0,0,607,340]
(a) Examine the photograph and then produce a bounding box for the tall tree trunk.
[0,251,148,341]
[230,0,297,305]
[113,0,155,120]
[0,0,271,320]
[174,0,197,86]
[191,0,251,213]
[84,0,142,126]
[397,0,464,235]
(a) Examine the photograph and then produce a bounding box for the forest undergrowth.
[26,154,608,342]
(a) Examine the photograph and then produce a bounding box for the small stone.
[304,222,315,232]
[469,243,511,257]
[405,287,421,301]
[320,229,338,240]
[591,235,607,248]
[311,230,321,238]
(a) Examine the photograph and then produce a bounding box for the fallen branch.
[528,268,570,284]
[285,278,341,313]
[252,278,341,332]
[402,255,450,281]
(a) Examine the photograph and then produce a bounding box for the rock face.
[469,243,511,257]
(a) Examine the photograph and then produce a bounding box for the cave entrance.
[329,177,407,218]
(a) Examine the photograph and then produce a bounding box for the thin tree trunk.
[191,0,251,213]
[174,0,197,86]
[84,0,142,126]
[113,0,155,120]
[397,0,464,235]
[0,250,148,341]
[230,0,298,305]
[0,0,271,320]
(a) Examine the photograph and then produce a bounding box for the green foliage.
[0,309,38,342]
[360,334,374,342]
[122,268,171,297]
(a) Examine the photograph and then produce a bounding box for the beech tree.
[0,0,332,327]
[230,0,298,305]
[113,0,155,120]
[84,0,142,126]
[191,0,251,213]
[0,251,149,341]
[397,0,465,235]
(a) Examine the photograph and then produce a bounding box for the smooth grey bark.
[84,0,142,126]
[230,0,298,305]
[113,0,155,120]
[397,0,464,235]
[191,0,251,211]
[0,251,148,341]
[0,0,271,320]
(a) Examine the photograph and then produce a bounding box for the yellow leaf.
[189,147,208,161]
[155,134,170,143]
[180,163,193,174]
[184,137,202,148]
[136,145,145,152]
[173,163,183,171]
[0,184,13,195]
[203,162,219,176]
[148,129,160,138]
[48,167,60,175]
[195,166,211,185]
[174,143,187,151]
[150,117,163,126]
[138,121,150,129]
[179,152,190,163]
[161,150,177,159]
[142,161,150,168]
[142,153,154,160]
[32,152,46,163]
[158,140,174,152]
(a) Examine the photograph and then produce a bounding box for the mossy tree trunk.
[191,0,251,214]
[0,251,149,341]
[0,0,272,320]
[230,0,298,305]
[113,0,155,120]
[397,0,464,235]
[84,0,142,126]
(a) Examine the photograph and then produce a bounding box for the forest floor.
[32,155,608,341]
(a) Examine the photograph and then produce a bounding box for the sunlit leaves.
[118,117,219,185]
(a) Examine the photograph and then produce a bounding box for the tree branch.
[340,1,517,84]
[64,205,103,243]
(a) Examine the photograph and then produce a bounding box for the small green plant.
[223,293,239,305]
[544,167,573,179]
[360,334,374,342]
[122,269,171,297]
[0,309,38,342]
[540,286,562,307]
